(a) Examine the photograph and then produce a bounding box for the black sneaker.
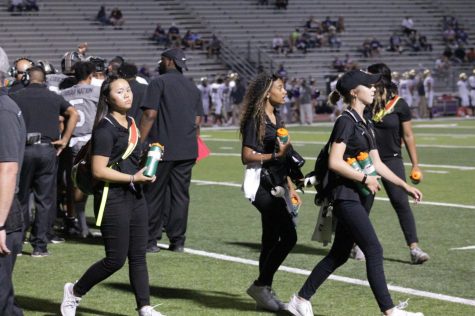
[146,245,161,253]
[168,244,184,253]
[48,236,65,244]
[31,250,50,258]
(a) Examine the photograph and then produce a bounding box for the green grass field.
[14,118,475,315]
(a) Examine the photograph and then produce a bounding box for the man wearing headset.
[9,66,78,257]
[8,57,34,94]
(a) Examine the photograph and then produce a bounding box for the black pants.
[18,144,57,251]
[144,159,195,247]
[251,185,297,287]
[381,157,418,245]
[0,230,24,316]
[74,188,150,309]
[298,198,394,312]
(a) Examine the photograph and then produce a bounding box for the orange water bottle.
[276,128,289,144]
[410,170,421,184]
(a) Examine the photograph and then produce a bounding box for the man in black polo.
[10,66,78,257]
[8,57,34,94]
[140,48,203,253]
[0,54,26,316]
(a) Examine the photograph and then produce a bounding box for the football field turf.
[14,118,475,315]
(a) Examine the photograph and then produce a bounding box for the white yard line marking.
[208,152,475,171]
[157,243,475,306]
[191,180,475,210]
[219,147,234,150]
[205,138,475,149]
[424,170,449,174]
[450,246,475,250]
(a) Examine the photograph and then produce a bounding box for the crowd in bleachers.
[270,15,344,55]
[7,0,38,13]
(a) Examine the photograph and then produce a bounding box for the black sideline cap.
[161,48,188,71]
[336,70,381,95]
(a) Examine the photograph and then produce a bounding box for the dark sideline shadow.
[107,282,293,313]
[16,295,127,316]
[226,241,330,256]
[383,256,413,265]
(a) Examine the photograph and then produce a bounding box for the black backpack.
[313,110,368,205]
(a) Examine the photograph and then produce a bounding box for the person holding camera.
[240,72,301,312]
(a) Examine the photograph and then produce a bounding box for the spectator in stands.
[336,16,345,33]
[434,55,450,77]
[443,26,456,45]
[321,16,334,33]
[152,24,169,46]
[109,7,124,29]
[455,28,469,46]
[182,30,196,50]
[454,45,466,63]
[272,33,285,54]
[190,31,204,49]
[359,39,372,58]
[258,0,268,5]
[332,56,345,72]
[275,0,288,9]
[401,16,415,36]
[77,42,88,60]
[419,34,432,51]
[276,64,287,78]
[289,28,301,52]
[328,26,341,50]
[168,22,181,47]
[206,34,221,58]
[370,37,383,57]
[7,0,23,12]
[24,0,39,11]
[96,5,110,26]
[305,16,320,32]
[406,31,421,52]
[389,32,403,53]
[466,47,475,63]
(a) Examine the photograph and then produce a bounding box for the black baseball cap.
[161,48,188,71]
[336,70,381,95]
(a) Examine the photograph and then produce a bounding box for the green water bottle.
[346,157,371,196]
[143,143,164,177]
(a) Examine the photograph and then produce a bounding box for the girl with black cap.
[240,72,301,312]
[287,70,424,316]
[365,63,429,265]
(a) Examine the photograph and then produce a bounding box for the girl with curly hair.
[240,72,300,312]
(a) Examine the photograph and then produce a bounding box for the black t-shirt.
[0,88,26,233]
[128,79,147,122]
[329,109,376,202]
[242,112,288,183]
[10,83,71,142]
[142,69,204,161]
[91,114,142,191]
[371,98,412,159]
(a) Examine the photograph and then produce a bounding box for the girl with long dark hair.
[240,72,300,312]
[366,63,429,264]
[287,70,423,316]
[60,75,165,316]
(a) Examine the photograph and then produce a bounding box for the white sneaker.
[138,305,166,316]
[410,247,429,264]
[350,244,365,261]
[246,284,281,311]
[386,299,424,316]
[287,294,314,316]
[60,282,81,316]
